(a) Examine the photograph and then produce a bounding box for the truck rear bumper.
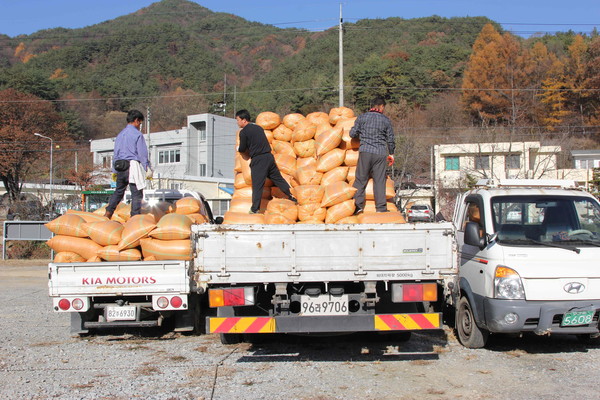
[483,298,600,335]
[207,313,442,334]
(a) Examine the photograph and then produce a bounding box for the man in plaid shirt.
[350,96,395,214]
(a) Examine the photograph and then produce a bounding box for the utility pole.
[338,2,344,107]
[146,106,152,167]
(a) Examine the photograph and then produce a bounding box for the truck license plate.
[300,295,349,316]
[106,305,136,322]
[561,310,595,327]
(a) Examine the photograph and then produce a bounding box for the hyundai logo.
[564,282,586,294]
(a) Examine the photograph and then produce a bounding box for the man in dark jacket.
[236,109,296,214]
[350,97,395,214]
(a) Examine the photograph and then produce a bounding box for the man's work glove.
[111,173,117,182]
[387,155,395,167]
[146,168,154,180]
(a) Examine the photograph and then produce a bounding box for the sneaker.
[289,196,298,204]
[104,210,113,219]
[353,207,364,216]
[249,210,259,214]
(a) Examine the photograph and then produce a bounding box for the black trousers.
[353,152,387,212]
[106,168,143,216]
[250,153,292,212]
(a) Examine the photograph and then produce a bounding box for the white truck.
[49,211,457,342]
[452,179,600,348]
[48,179,600,347]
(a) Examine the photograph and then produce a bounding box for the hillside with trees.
[0,0,598,204]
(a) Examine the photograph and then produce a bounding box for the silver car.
[407,204,434,222]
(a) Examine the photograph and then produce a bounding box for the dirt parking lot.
[1,262,599,400]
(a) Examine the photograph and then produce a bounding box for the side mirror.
[214,216,224,225]
[464,221,486,250]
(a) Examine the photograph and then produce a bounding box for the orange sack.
[45,214,89,238]
[315,126,343,156]
[273,124,293,142]
[296,164,322,186]
[293,139,316,158]
[297,202,327,222]
[321,166,348,186]
[273,140,296,158]
[97,246,142,261]
[117,214,157,251]
[150,213,192,240]
[140,238,192,261]
[316,148,346,173]
[325,199,355,224]
[65,210,109,223]
[294,185,325,205]
[266,199,298,222]
[47,236,103,260]
[358,211,406,224]
[54,251,86,263]
[255,111,281,130]
[321,181,357,208]
[83,220,124,246]
[174,197,203,215]
[283,113,305,130]
[222,211,266,224]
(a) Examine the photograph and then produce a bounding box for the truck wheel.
[456,296,488,349]
[220,333,243,345]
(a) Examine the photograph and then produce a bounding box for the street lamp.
[34,133,53,212]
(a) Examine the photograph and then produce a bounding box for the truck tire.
[456,296,489,349]
[220,333,243,345]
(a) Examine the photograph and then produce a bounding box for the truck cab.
[453,179,600,348]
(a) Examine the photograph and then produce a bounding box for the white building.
[90,113,237,215]
[432,141,590,216]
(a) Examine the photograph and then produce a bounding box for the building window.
[102,155,112,169]
[170,182,182,190]
[445,156,459,171]
[158,149,181,164]
[506,154,520,169]
[211,200,230,216]
[199,163,207,177]
[475,155,490,170]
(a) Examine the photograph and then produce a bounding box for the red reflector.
[170,296,183,308]
[402,284,423,302]
[223,288,245,306]
[58,298,71,311]
[425,210,430,213]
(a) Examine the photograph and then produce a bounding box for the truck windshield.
[491,195,600,246]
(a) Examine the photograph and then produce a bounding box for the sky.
[0,0,598,38]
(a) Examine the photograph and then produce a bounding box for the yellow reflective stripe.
[396,314,421,330]
[232,317,256,333]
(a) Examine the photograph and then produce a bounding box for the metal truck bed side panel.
[48,260,190,296]
[193,223,456,283]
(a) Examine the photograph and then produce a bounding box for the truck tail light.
[53,297,90,312]
[152,295,188,310]
[58,298,71,311]
[391,283,438,302]
[209,287,255,308]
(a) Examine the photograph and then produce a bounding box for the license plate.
[106,305,136,322]
[561,310,595,327]
[300,295,348,316]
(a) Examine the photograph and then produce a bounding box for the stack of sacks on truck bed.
[46,197,207,262]
[224,107,404,225]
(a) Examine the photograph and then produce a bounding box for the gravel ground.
[1,263,600,400]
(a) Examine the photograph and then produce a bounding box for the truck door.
[456,195,490,300]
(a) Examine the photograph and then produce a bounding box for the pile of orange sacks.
[46,197,207,262]
[224,107,405,225]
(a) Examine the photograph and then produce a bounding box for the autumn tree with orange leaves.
[0,89,72,202]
